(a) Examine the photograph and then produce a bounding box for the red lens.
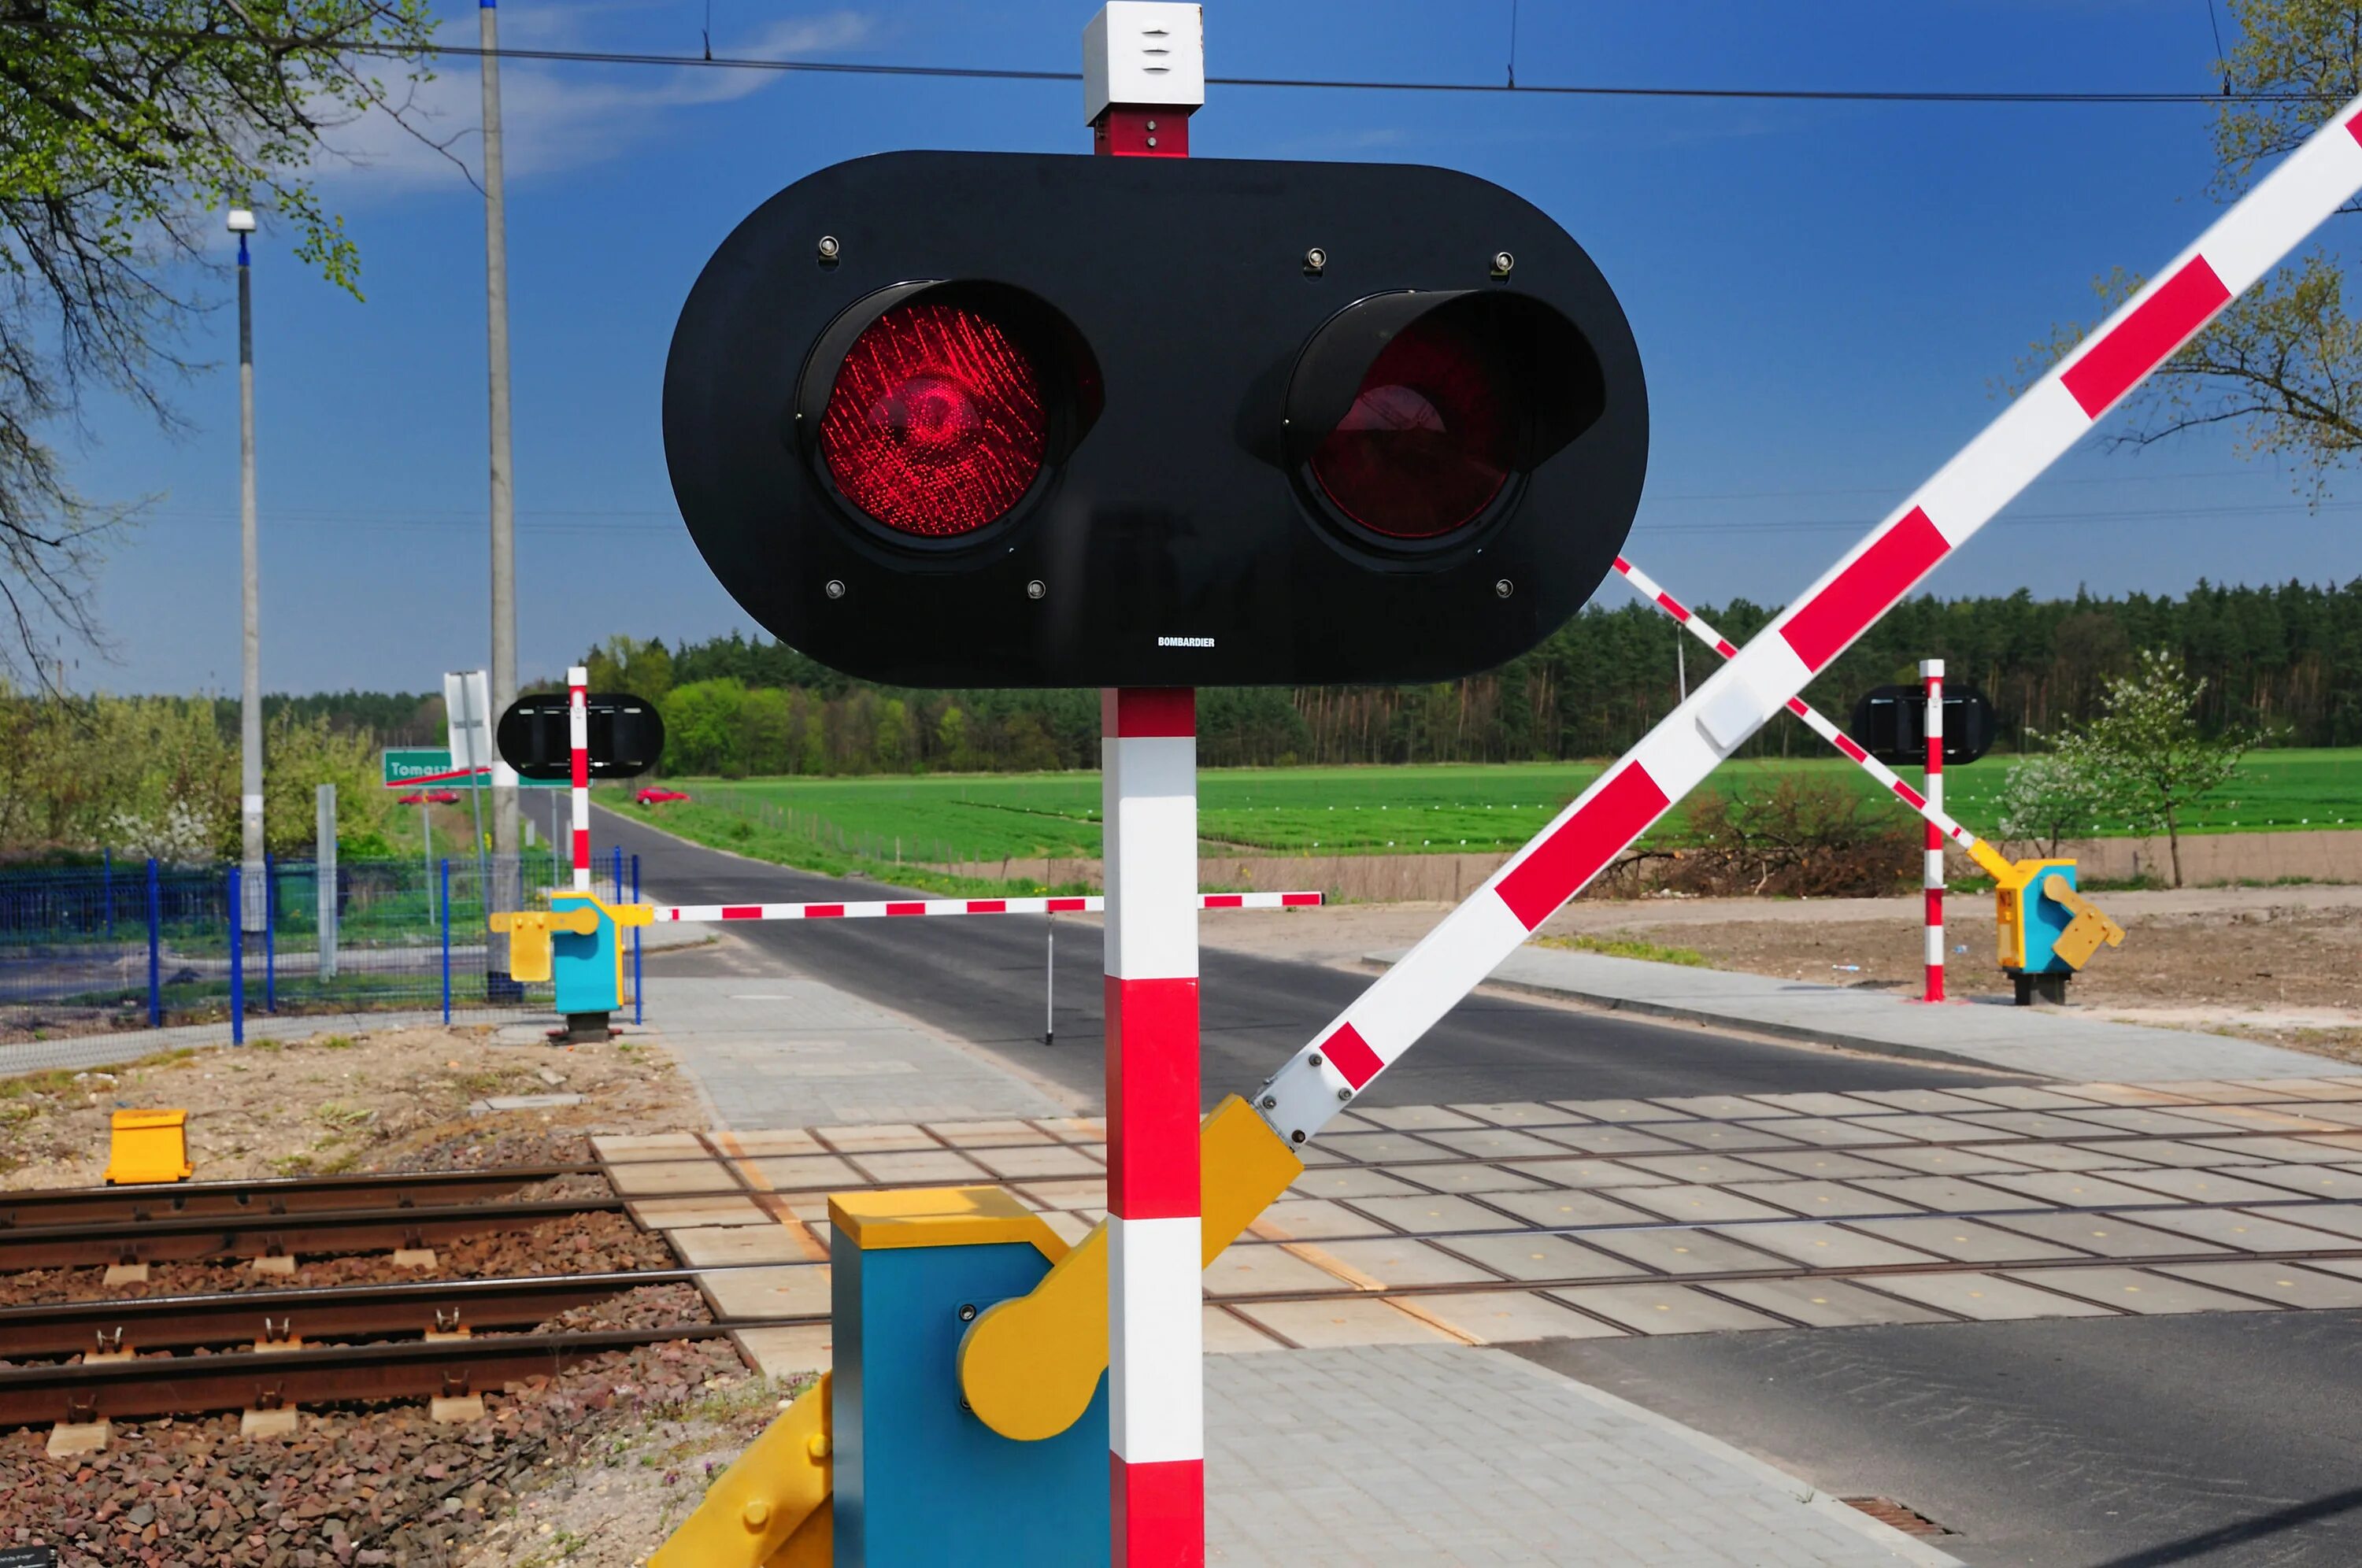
[1308,316,1513,539]
[820,301,1047,538]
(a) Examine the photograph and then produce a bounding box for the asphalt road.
[1519,1311,2362,1567]
[594,806,2004,1111]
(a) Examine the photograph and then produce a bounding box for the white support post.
[315,782,338,982]
[1101,689,1202,1562]
[568,665,591,891]
[1922,660,1946,1002]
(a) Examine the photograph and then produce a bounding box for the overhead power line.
[0,15,2340,106]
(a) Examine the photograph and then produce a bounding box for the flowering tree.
[2055,649,2255,886]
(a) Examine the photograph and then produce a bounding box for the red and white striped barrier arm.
[1101,689,1202,1555]
[1254,93,2362,1148]
[1923,660,1947,1001]
[1610,556,2006,877]
[650,892,1322,923]
[568,665,591,891]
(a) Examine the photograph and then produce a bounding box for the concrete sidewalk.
[1419,944,2360,1084]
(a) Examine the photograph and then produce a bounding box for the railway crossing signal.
[496,691,665,781]
[663,152,1648,688]
[1852,682,1997,767]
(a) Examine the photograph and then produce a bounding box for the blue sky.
[49,0,2362,694]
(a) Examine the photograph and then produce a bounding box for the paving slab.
[1611,1184,1795,1225]
[2231,1164,2362,1198]
[1547,1283,1791,1335]
[1998,1141,2160,1172]
[1226,1297,1459,1348]
[1394,1163,1552,1196]
[733,1324,833,1380]
[1439,945,2360,1083]
[1007,1177,1108,1211]
[1972,1170,2192,1209]
[1705,1222,1944,1271]
[1320,1131,1454,1165]
[590,1133,709,1162]
[925,1119,1055,1148]
[1736,1117,1897,1148]
[2060,1108,2247,1137]
[707,1130,828,1158]
[1653,1093,1801,1121]
[1579,1227,1791,1277]
[1404,1289,1630,1343]
[845,1148,992,1185]
[1345,1193,1527,1235]
[1352,1104,1484,1132]
[1202,1305,1287,1354]
[737,1154,863,1192]
[1738,1150,1907,1180]
[1705,1278,1950,1328]
[1475,1189,1659,1230]
[1983,1212,2230,1259]
[1298,1239,1501,1290]
[641,977,1067,1127]
[1532,1125,1690,1156]
[1547,1098,1666,1122]
[604,1159,737,1196]
[668,1223,823,1267]
[1498,1158,1672,1189]
[2097,1167,2304,1205]
[1650,1122,1806,1154]
[1849,1146,2034,1177]
[1249,1199,1391,1242]
[1288,1168,1434,1200]
[1415,1127,1575,1159]
[2128,1206,2362,1252]
[1996,1266,2275,1316]
[1444,1100,1585,1128]
[1723,1180,1905,1219]
[1432,1233,1636,1283]
[1844,1215,2088,1263]
[699,1263,830,1320]
[627,1196,772,1229]
[1209,1344,1964,1568]
[813,1122,937,1152]
[964,1144,1103,1179]
[1844,1175,2031,1212]
[2197,1135,2358,1164]
[1863,1272,2118,1322]
[1617,1152,1783,1184]
[1204,1244,1357,1298]
[2155,1260,2362,1307]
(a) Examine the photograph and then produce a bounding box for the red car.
[395,791,427,806]
[394,790,465,806]
[427,790,463,804]
[637,787,690,805]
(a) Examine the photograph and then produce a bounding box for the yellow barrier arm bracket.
[651,1373,833,1568]
[958,1094,1302,1441]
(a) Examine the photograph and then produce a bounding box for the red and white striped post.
[1087,9,1205,1562]
[1921,660,1946,1001]
[568,664,591,892]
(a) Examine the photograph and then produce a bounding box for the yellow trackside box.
[105,1108,193,1185]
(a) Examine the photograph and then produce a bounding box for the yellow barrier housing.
[105,1108,193,1185]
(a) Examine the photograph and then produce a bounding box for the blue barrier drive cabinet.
[830,1186,1110,1567]
[1995,859,2123,1005]
[491,892,650,1040]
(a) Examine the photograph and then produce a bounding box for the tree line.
[579,576,2362,777]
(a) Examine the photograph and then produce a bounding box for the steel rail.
[0,1196,627,1272]
[0,1166,599,1230]
[0,1267,707,1359]
[0,1322,790,1428]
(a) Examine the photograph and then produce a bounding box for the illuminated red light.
[819,302,1047,537]
[1308,316,1515,539]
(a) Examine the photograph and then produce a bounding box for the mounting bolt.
[1303,246,1327,275]
[1495,579,1515,598]
[1308,1052,1324,1068]
[806,1433,831,1462]
[1337,1087,1353,1101]
[959,1398,973,1412]
[816,234,842,262]
[1290,1130,1307,1145]
[1490,250,1514,278]
[1146,119,1158,131]
[824,579,846,601]
[1026,579,1046,600]
[1261,1095,1278,1110]
[1146,135,1159,148]
[957,1302,978,1322]
[744,1501,772,1529]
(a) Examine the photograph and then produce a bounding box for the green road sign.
[382,749,565,790]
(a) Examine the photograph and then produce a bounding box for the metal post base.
[553,1011,612,1043]
[2012,972,2069,1007]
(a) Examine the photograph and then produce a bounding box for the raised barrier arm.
[1609,554,2016,882]
[1251,94,2362,1149]
[960,87,2362,1440]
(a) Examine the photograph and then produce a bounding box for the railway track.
[0,1195,633,1272]
[0,1165,598,1229]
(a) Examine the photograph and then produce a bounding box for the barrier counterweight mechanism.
[655,6,2362,1566]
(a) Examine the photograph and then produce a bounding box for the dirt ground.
[1194,883,2362,1060]
[0,1023,702,1190]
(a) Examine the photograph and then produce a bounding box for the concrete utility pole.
[231,206,265,933]
[480,0,521,971]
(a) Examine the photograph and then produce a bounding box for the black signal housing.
[664,150,1648,687]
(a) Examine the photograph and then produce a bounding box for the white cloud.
[310,9,873,194]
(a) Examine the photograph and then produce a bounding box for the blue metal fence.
[0,856,563,1045]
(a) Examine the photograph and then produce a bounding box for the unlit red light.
[1309,316,1514,539]
[820,301,1047,537]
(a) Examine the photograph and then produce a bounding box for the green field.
[612,749,2362,877]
